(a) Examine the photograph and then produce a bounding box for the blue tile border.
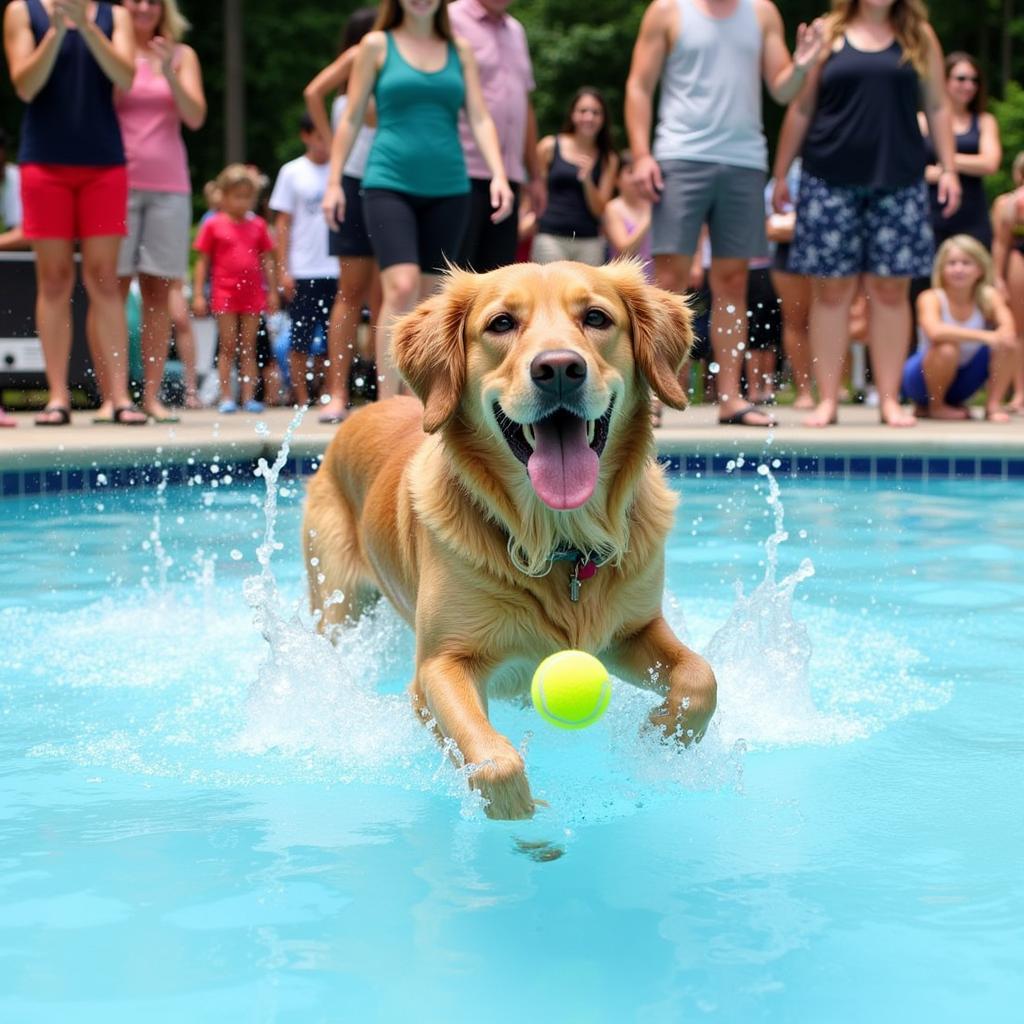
[2,448,1023,499]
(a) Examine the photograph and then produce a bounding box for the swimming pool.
[1,463,1021,1021]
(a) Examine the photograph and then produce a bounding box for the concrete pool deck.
[1,401,1023,477]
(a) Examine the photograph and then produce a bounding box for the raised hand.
[793,17,825,72]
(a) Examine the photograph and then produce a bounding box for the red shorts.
[20,163,128,240]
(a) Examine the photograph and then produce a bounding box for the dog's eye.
[583,308,613,329]
[486,313,517,334]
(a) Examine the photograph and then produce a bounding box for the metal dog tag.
[569,558,597,602]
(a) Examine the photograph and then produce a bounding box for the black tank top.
[536,137,602,239]
[924,115,992,247]
[18,0,125,166]
[801,38,926,189]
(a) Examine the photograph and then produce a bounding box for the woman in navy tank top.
[917,52,1001,249]
[771,0,960,430]
[3,0,144,425]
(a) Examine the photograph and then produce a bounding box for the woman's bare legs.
[321,255,377,419]
[31,239,76,422]
[1006,251,1024,412]
[771,270,814,408]
[135,272,174,419]
[805,274,859,427]
[376,262,420,399]
[863,273,915,428]
[81,235,145,421]
[920,343,971,419]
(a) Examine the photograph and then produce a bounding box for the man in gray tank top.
[626,0,822,427]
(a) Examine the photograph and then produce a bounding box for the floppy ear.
[604,260,693,410]
[391,273,472,433]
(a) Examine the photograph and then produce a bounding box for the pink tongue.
[527,413,599,510]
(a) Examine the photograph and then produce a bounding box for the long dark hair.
[560,87,614,165]
[373,0,453,42]
[338,6,378,55]
[945,51,988,115]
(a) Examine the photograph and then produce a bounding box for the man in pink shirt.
[449,0,545,272]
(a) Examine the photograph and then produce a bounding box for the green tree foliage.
[990,81,1024,198]
[1,0,1023,196]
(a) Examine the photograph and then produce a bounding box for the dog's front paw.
[648,665,717,744]
[469,751,536,820]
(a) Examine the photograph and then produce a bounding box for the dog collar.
[550,547,598,602]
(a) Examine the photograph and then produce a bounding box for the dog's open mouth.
[494,399,614,510]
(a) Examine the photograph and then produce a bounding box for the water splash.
[700,463,936,748]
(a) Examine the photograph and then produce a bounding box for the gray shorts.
[651,160,768,261]
[117,189,192,279]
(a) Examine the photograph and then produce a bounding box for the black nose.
[529,349,587,398]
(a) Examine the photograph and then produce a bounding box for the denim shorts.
[788,171,934,278]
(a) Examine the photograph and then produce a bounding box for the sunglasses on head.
[951,74,979,84]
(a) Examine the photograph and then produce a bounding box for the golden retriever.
[302,260,717,819]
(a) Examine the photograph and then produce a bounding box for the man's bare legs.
[655,253,773,425]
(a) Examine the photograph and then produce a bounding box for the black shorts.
[288,277,337,354]
[771,242,792,274]
[454,178,520,273]
[362,188,471,273]
[746,267,782,352]
[328,175,374,259]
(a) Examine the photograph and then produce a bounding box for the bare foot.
[184,390,203,410]
[143,400,178,422]
[880,401,917,428]
[802,400,838,428]
[985,407,1011,423]
[793,393,816,411]
[926,403,970,421]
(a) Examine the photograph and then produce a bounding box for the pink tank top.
[115,53,191,194]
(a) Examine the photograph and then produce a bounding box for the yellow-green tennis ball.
[531,650,611,729]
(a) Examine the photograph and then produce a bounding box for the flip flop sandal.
[318,411,348,425]
[148,413,181,424]
[113,406,148,425]
[718,404,776,427]
[35,406,72,426]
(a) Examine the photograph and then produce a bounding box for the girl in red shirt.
[193,164,278,413]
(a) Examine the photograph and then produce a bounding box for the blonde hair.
[1012,151,1024,187]
[826,0,931,75]
[215,163,258,195]
[150,0,192,43]
[932,234,995,320]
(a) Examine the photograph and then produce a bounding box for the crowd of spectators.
[1,0,1022,429]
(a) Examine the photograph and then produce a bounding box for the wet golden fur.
[302,261,717,819]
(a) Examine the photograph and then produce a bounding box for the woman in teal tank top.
[323,0,513,400]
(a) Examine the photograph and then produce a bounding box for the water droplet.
[230,549,243,561]
[709,361,721,374]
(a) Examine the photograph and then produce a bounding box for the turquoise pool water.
[1,464,1022,1022]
